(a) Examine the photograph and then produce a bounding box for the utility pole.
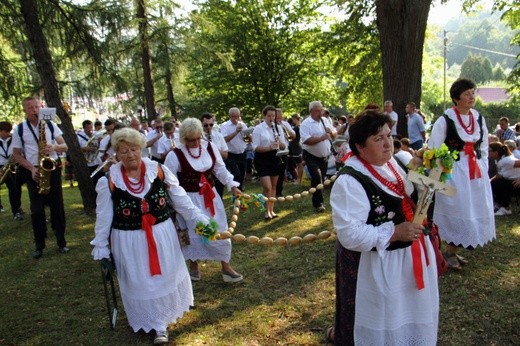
[443,30,448,111]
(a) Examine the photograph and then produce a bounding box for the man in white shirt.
[146,118,164,163]
[201,112,228,197]
[77,119,104,184]
[12,97,69,258]
[300,101,336,212]
[220,107,248,190]
[384,100,399,137]
[157,121,180,161]
[0,121,24,220]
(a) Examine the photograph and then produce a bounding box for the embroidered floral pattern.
[370,195,395,226]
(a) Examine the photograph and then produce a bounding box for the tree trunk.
[137,0,156,122]
[19,0,96,213]
[375,0,432,137]
[165,65,177,121]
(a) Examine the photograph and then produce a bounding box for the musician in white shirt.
[157,121,180,161]
[300,101,336,213]
[252,105,288,219]
[201,112,228,197]
[220,107,248,190]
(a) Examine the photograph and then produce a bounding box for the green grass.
[0,180,518,345]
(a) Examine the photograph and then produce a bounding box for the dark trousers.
[88,165,104,187]
[26,167,66,250]
[410,139,424,151]
[224,152,247,191]
[302,150,328,208]
[1,167,23,216]
[491,177,516,208]
[276,155,288,197]
[214,176,224,198]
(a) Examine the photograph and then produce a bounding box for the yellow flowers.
[416,144,459,182]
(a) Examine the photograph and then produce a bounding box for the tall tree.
[18,0,96,212]
[375,0,432,136]
[137,0,156,122]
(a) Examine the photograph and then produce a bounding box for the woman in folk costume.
[164,118,243,283]
[329,110,439,345]
[91,127,211,345]
[429,78,495,270]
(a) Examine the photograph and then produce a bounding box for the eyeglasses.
[203,124,214,128]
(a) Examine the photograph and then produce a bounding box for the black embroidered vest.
[442,113,483,160]
[110,171,170,230]
[174,144,216,192]
[340,166,412,251]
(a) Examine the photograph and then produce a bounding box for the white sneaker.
[153,330,168,345]
[494,207,512,216]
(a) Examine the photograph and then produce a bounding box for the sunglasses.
[203,124,214,128]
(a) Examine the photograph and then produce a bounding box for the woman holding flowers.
[330,110,438,345]
[91,127,210,344]
[428,78,495,270]
[164,118,243,283]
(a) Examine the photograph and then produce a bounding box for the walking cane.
[100,255,118,329]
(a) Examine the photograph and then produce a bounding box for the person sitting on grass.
[489,141,520,216]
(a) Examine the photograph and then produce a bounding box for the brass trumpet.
[241,128,253,144]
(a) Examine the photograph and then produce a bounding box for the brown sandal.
[325,326,335,344]
[444,252,462,271]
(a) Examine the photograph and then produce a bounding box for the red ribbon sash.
[141,199,161,276]
[463,142,482,180]
[402,198,428,290]
[199,175,215,216]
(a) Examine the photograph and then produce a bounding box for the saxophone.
[38,120,57,194]
[0,155,17,185]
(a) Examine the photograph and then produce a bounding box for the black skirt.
[254,150,279,177]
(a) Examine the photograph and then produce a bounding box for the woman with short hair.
[251,105,288,219]
[91,127,210,344]
[164,118,243,283]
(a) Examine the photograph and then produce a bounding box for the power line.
[450,43,517,58]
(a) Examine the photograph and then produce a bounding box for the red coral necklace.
[121,161,146,194]
[358,156,414,221]
[187,145,202,159]
[452,106,475,135]
[358,157,405,196]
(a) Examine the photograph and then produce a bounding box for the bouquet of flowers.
[195,219,219,242]
[416,143,459,182]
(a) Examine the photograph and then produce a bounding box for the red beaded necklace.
[358,157,405,196]
[358,156,415,221]
[452,106,475,135]
[186,145,202,159]
[121,161,146,194]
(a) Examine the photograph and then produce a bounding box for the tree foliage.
[460,53,493,83]
[183,0,337,122]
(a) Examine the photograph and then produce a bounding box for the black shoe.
[33,249,43,259]
[58,246,70,253]
[315,205,326,213]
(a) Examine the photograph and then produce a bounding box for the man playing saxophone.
[0,121,24,220]
[12,97,69,259]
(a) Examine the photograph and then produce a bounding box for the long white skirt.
[354,240,439,345]
[433,155,495,247]
[177,188,232,262]
[111,218,193,332]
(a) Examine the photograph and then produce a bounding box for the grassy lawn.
[0,179,518,345]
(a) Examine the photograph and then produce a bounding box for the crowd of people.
[1,77,518,344]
